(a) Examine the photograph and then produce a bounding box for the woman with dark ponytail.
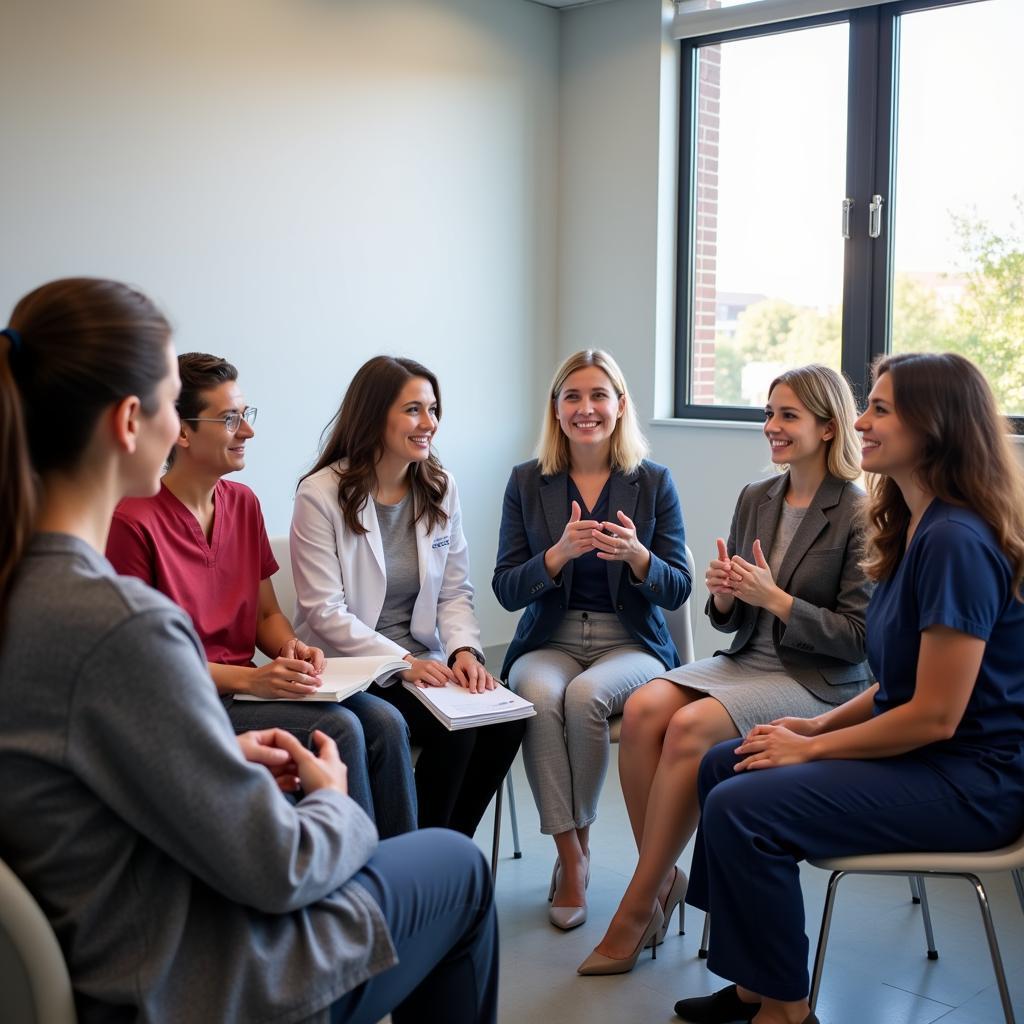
[0,279,497,1024]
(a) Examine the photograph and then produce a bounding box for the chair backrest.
[269,536,296,623]
[663,544,697,665]
[0,858,76,1024]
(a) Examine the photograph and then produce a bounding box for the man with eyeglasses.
[106,352,417,838]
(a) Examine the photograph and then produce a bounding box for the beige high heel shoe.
[649,866,688,947]
[548,856,591,930]
[576,904,664,975]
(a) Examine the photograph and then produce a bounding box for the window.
[674,0,1024,427]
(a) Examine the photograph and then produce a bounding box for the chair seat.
[608,715,622,744]
[811,831,1024,875]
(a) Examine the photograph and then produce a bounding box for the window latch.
[869,194,885,239]
[842,198,854,239]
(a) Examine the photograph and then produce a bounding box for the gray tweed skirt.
[655,653,831,735]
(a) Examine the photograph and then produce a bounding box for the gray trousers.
[508,611,663,835]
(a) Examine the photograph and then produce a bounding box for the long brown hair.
[301,355,449,536]
[862,352,1024,595]
[0,278,171,625]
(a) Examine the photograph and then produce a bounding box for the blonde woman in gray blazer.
[579,364,872,976]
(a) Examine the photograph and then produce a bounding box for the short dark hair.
[176,352,238,421]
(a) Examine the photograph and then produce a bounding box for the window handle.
[842,198,854,239]
[869,194,885,239]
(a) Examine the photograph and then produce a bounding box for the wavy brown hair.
[301,355,449,536]
[862,352,1024,596]
[0,278,171,627]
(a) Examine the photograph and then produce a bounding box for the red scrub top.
[106,481,278,666]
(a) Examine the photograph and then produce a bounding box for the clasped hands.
[705,537,783,611]
[546,500,650,579]
[237,728,348,796]
[733,716,822,772]
[247,639,326,700]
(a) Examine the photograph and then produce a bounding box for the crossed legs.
[593,677,738,958]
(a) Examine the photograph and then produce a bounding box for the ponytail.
[0,332,36,625]
[0,279,171,627]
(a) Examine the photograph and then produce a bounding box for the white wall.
[557,0,769,658]
[0,0,559,644]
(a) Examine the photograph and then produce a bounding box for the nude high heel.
[649,866,688,947]
[576,905,664,975]
[548,856,591,930]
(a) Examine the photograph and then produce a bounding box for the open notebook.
[235,655,407,703]
[401,681,535,731]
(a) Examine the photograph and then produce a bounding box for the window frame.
[672,0,1024,432]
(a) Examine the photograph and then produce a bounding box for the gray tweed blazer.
[706,472,873,705]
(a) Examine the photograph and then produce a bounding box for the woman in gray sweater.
[0,278,497,1024]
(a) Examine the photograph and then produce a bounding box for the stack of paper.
[402,681,536,731]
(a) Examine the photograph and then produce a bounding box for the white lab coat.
[290,462,482,667]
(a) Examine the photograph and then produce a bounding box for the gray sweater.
[0,534,396,1024]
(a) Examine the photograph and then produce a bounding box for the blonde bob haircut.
[767,364,861,482]
[537,349,650,477]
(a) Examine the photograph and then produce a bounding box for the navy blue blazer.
[492,459,691,679]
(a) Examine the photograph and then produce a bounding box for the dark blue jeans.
[330,829,498,1024]
[686,738,1024,1001]
[227,690,417,837]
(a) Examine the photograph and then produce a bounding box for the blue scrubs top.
[567,477,615,614]
[866,499,1024,794]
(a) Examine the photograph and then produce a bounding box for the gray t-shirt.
[742,503,809,669]
[0,534,394,1024]
[373,495,428,656]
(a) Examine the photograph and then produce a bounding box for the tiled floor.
[473,754,1024,1024]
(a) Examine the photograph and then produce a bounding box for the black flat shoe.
[673,985,760,1023]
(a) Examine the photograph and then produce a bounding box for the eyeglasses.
[180,407,258,432]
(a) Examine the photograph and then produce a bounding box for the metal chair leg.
[506,774,522,859]
[809,870,847,1011]
[909,874,921,903]
[1012,868,1024,917]
[698,912,710,959]
[914,876,938,959]
[490,777,503,881]
[967,873,1016,1024]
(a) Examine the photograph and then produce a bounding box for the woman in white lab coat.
[291,355,525,836]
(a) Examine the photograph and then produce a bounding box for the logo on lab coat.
[431,535,451,550]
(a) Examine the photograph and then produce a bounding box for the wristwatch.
[447,646,485,668]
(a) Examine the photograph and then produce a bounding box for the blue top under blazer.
[493,459,692,680]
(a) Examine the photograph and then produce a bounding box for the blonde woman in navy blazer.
[493,349,691,930]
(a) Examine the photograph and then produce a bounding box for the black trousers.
[370,682,525,837]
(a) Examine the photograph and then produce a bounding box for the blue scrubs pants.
[685,738,1023,1002]
[329,829,498,1024]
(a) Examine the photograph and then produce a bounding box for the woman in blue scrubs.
[674,352,1024,1024]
